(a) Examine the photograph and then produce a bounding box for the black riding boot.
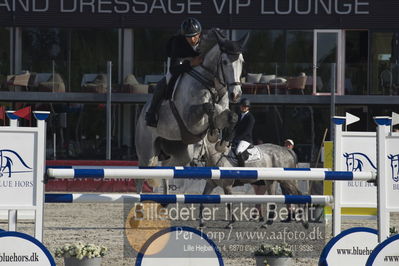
[237,152,245,167]
[145,77,167,127]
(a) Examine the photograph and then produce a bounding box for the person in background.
[233,98,255,167]
[284,139,294,149]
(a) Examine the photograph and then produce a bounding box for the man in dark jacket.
[233,98,255,167]
[145,17,203,127]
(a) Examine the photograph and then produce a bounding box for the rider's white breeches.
[236,140,250,154]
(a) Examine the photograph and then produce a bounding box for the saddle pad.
[227,146,261,165]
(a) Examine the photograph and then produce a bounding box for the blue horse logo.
[343,152,377,172]
[0,149,32,178]
[388,154,399,182]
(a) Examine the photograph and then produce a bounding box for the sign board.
[383,132,399,211]
[0,111,49,242]
[319,227,378,266]
[0,129,37,207]
[366,234,399,265]
[0,231,55,266]
[2,0,399,30]
[136,226,223,266]
[335,131,377,208]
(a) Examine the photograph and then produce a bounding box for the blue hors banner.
[0,131,36,207]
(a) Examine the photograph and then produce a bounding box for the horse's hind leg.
[251,181,267,221]
[279,180,302,223]
[256,181,277,228]
[223,185,235,229]
[199,181,217,228]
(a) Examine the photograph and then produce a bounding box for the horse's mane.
[199,28,246,57]
[198,28,221,57]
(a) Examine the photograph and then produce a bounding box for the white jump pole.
[45,193,334,205]
[47,167,376,181]
[375,116,392,242]
[5,111,19,233]
[333,116,344,236]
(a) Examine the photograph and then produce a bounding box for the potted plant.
[54,242,107,266]
[390,226,398,236]
[254,243,293,266]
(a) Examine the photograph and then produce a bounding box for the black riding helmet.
[239,98,250,107]
[181,18,202,37]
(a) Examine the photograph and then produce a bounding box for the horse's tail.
[287,149,298,167]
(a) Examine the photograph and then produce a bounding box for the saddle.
[228,145,260,166]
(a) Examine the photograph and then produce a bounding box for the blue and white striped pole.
[45,193,334,205]
[47,167,376,181]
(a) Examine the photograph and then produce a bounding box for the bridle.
[187,48,242,103]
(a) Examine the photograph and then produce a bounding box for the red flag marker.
[0,106,5,121]
[13,106,32,120]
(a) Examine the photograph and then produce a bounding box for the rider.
[145,17,204,127]
[284,139,294,149]
[233,98,255,167]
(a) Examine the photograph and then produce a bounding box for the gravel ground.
[1,201,398,266]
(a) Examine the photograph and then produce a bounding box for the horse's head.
[388,154,399,182]
[214,30,249,103]
[197,30,248,103]
[344,152,355,171]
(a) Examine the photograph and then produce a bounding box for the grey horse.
[198,136,302,228]
[135,29,248,192]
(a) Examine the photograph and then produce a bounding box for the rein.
[187,49,241,104]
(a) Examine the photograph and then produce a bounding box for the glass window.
[241,30,284,75]
[44,102,137,160]
[286,30,313,77]
[22,28,68,90]
[345,30,368,95]
[133,29,174,81]
[250,105,330,163]
[71,29,118,92]
[21,28,118,93]
[0,27,10,89]
[371,31,399,95]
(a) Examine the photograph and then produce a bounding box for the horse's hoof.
[281,217,292,223]
[260,223,268,229]
[302,221,309,229]
[207,130,219,143]
[225,224,233,229]
[198,223,206,229]
[215,141,227,153]
[265,219,274,226]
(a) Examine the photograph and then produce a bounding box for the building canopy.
[0,0,397,29]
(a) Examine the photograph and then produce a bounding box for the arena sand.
[1,202,398,266]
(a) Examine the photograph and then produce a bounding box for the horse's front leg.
[214,110,237,152]
[188,103,215,125]
[199,181,218,228]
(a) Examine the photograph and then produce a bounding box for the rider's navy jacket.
[166,34,200,76]
[233,112,255,144]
